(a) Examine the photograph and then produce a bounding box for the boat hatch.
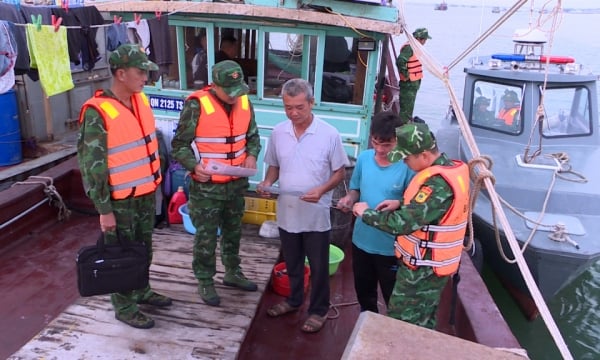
[515,154,560,171]
[524,212,585,235]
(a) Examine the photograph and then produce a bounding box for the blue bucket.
[179,204,221,237]
[0,89,22,166]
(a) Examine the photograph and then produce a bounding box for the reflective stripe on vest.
[399,42,424,82]
[79,91,161,199]
[188,90,251,183]
[395,160,469,276]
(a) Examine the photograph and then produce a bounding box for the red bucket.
[271,262,310,297]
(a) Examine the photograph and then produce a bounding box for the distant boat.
[435,1,448,11]
[492,6,501,13]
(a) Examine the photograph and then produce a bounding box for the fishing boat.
[0,0,526,358]
[437,26,600,319]
[435,1,448,11]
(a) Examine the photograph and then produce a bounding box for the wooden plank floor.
[9,224,281,359]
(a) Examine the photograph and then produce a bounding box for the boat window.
[470,81,522,134]
[321,36,353,104]
[263,31,307,98]
[541,86,591,137]
[262,32,364,105]
[163,26,257,91]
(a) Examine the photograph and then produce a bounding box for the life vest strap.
[406,255,461,268]
[108,151,158,175]
[199,147,246,160]
[421,221,467,233]
[195,134,246,144]
[108,132,157,155]
[110,171,160,191]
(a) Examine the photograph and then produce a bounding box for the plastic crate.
[242,210,276,225]
[244,196,277,213]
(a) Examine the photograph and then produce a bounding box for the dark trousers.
[352,243,398,313]
[279,228,331,317]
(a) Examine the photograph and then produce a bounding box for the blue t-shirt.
[351,149,414,256]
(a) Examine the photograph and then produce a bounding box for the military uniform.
[77,44,171,329]
[170,60,261,306]
[359,123,469,329]
[473,96,496,124]
[397,28,431,123]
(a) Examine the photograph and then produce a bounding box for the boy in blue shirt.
[337,111,414,312]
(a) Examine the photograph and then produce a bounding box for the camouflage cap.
[413,28,432,40]
[109,44,158,71]
[388,123,437,162]
[212,60,249,97]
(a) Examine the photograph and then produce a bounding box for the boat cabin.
[450,30,598,156]
[94,0,401,187]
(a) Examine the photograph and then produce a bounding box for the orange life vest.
[189,90,251,183]
[498,106,520,126]
[395,160,469,276]
[399,43,423,82]
[79,91,162,200]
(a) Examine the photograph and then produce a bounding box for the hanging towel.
[0,21,17,94]
[127,19,151,55]
[26,24,74,97]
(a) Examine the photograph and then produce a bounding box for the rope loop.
[11,176,71,221]
[548,223,580,249]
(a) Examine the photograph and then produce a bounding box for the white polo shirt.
[264,116,349,233]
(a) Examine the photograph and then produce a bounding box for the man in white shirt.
[259,78,349,333]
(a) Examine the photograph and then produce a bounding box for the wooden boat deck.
[1,157,523,359]
[6,222,281,359]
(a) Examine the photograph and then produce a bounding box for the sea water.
[396,2,600,359]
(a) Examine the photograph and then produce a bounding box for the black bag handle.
[95,230,139,253]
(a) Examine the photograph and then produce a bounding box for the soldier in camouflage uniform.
[77,44,172,329]
[353,123,469,329]
[397,28,431,123]
[171,60,261,307]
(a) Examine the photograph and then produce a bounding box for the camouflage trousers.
[104,192,156,316]
[387,264,449,329]
[188,190,245,285]
[399,79,421,124]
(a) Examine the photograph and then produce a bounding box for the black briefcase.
[76,233,150,297]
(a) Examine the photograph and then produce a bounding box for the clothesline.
[6,1,202,31]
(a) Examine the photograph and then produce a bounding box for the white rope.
[12,176,71,221]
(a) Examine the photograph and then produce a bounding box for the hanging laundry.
[147,15,172,66]
[26,24,74,97]
[0,20,17,94]
[106,22,129,52]
[72,6,104,71]
[127,19,151,55]
[0,2,29,75]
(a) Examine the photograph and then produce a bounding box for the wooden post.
[42,89,54,141]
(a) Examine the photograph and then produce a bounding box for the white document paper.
[205,160,257,177]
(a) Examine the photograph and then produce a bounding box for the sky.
[408,1,594,9]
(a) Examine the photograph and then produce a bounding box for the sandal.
[267,301,299,317]
[301,314,327,333]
